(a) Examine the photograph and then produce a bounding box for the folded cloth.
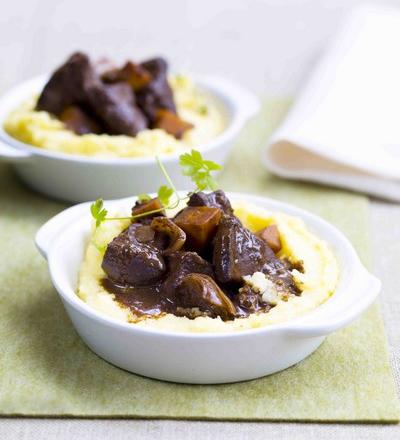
[265,5,400,202]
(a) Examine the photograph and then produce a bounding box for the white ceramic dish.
[35,192,380,384]
[0,75,259,202]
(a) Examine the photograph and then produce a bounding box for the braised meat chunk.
[188,190,234,215]
[102,61,152,90]
[174,206,222,252]
[131,197,165,220]
[151,217,186,255]
[136,57,176,122]
[135,58,192,137]
[176,273,236,320]
[59,105,102,135]
[37,52,94,116]
[213,215,275,284]
[263,258,301,297]
[102,223,166,285]
[153,109,193,139]
[162,251,214,297]
[236,285,272,315]
[257,224,282,254]
[85,81,147,136]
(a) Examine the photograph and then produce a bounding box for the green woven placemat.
[0,100,399,422]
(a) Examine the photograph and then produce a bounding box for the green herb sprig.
[180,150,221,191]
[90,199,108,227]
[90,149,222,228]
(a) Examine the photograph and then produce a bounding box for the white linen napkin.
[265,5,400,201]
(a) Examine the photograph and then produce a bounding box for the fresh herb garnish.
[90,198,108,227]
[157,185,174,207]
[90,149,221,228]
[180,149,222,191]
[137,193,151,202]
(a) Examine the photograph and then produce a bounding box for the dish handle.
[0,139,32,162]
[35,203,89,259]
[283,267,381,338]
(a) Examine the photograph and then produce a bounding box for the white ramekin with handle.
[35,192,381,384]
[0,75,259,202]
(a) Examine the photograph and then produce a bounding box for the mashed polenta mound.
[3,75,225,158]
[77,202,339,333]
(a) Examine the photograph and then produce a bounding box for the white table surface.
[0,0,399,438]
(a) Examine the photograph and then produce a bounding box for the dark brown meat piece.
[188,190,234,215]
[175,273,236,320]
[236,285,260,312]
[102,223,166,285]
[162,251,213,298]
[36,52,93,115]
[136,57,176,122]
[102,61,152,90]
[257,224,282,254]
[151,217,186,255]
[263,258,301,297]
[85,82,147,136]
[131,197,165,222]
[59,105,103,135]
[37,52,148,136]
[153,109,193,139]
[235,285,271,314]
[174,206,222,252]
[213,215,276,284]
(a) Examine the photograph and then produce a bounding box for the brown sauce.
[103,276,275,320]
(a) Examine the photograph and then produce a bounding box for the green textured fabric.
[0,100,399,422]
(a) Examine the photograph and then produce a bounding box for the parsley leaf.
[137,193,151,202]
[90,199,108,227]
[157,185,174,207]
[179,149,222,191]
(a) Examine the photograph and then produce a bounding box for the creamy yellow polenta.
[77,202,339,333]
[3,75,225,158]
